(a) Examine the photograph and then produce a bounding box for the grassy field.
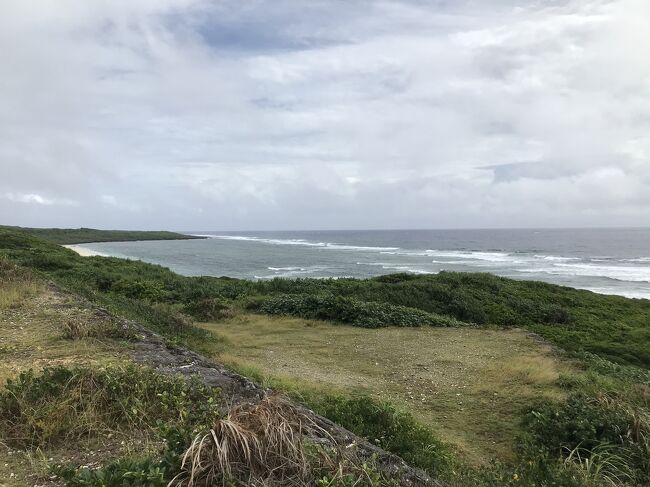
[203,314,574,464]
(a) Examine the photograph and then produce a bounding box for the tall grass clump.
[0,257,42,309]
[172,394,396,487]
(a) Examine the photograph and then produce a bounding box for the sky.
[1,0,649,231]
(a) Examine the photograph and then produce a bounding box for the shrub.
[525,391,650,485]
[527,392,634,452]
[253,294,464,328]
[184,297,234,321]
[21,252,73,271]
[304,394,455,478]
[112,279,165,300]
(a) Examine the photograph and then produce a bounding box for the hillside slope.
[1,227,649,486]
[0,262,436,486]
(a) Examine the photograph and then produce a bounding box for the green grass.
[0,225,203,244]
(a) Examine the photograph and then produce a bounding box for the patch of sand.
[62,244,105,257]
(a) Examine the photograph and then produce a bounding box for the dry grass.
[63,318,89,340]
[0,269,125,386]
[173,395,308,486]
[172,394,367,487]
[0,258,44,310]
[494,355,561,385]
[202,313,577,465]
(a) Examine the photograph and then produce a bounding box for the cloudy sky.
[1,0,649,230]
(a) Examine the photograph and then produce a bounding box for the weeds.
[0,365,221,448]
[0,257,43,309]
[565,442,634,486]
[56,395,398,487]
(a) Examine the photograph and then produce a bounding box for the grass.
[0,365,221,447]
[0,260,44,310]
[1,227,649,485]
[203,313,574,465]
[0,264,125,387]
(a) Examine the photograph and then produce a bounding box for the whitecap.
[209,235,399,252]
[517,263,650,283]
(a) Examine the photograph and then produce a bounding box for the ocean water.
[76,228,650,300]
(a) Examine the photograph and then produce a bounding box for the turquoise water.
[76,228,650,299]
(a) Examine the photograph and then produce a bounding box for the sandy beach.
[62,244,105,257]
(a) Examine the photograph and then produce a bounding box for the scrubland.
[0,227,648,486]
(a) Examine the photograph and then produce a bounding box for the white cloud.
[3,192,77,206]
[0,0,648,229]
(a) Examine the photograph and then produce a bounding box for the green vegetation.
[0,225,202,244]
[250,293,464,327]
[0,365,220,447]
[2,226,648,367]
[1,226,649,486]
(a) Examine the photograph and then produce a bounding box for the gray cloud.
[1,0,649,230]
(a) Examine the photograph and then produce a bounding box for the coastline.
[62,244,106,257]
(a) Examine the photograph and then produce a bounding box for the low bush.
[525,390,650,485]
[184,297,235,321]
[253,294,464,328]
[301,394,456,479]
[21,251,74,271]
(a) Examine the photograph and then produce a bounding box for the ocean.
[74,228,650,300]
